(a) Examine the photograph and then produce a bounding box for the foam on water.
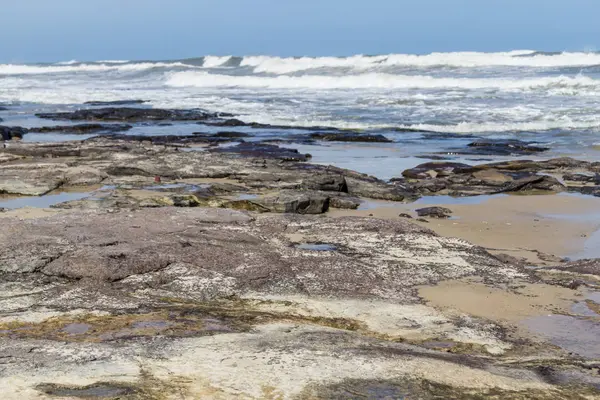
[166,71,600,91]
[3,50,600,151]
[0,61,194,75]
[237,51,600,74]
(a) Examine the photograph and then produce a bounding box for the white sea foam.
[202,56,233,68]
[237,51,600,74]
[166,71,600,91]
[55,60,79,65]
[0,62,193,75]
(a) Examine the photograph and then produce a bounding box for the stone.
[329,196,361,209]
[416,207,452,219]
[310,132,393,143]
[399,213,413,219]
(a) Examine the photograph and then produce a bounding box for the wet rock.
[310,132,392,143]
[554,259,600,277]
[207,131,253,138]
[402,162,471,180]
[471,169,513,186]
[100,133,237,145]
[345,176,412,202]
[399,213,413,219]
[200,119,344,132]
[210,142,311,161]
[255,190,330,214]
[563,173,599,183]
[494,175,565,194]
[447,140,550,156]
[569,186,600,197]
[301,174,347,192]
[29,123,132,134]
[84,99,146,106]
[0,126,28,141]
[36,107,219,122]
[402,158,581,196]
[416,207,452,219]
[200,118,247,127]
[329,196,361,210]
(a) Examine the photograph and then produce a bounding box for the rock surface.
[0,207,598,398]
[36,107,225,122]
[29,123,132,134]
[416,206,453,219]
[401,158,599,196]
[310,132,392,143]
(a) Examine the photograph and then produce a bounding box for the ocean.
[2,50,600,177]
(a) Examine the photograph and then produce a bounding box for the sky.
[1,0,599,63]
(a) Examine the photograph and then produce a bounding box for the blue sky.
[1,0,599,63]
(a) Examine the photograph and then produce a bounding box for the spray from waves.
[0,61,197,75]
[166,71,600,91]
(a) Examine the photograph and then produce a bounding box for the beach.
[1,52,600,398]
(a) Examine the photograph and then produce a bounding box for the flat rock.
[209,142,311,161]
[446,140,550,156]
[36,107,220,122]
[310,132,392,143]
[29,123,132,134]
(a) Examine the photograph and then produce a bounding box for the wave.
[0,61,195,75]
[201,56,233,68]
[231,51,600,74]
[166,71,600,91]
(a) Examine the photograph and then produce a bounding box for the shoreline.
[1,107,600,397]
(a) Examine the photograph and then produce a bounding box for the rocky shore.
[1,105,600,399]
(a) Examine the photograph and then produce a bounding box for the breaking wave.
[166,71,599,91]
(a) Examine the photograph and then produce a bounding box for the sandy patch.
[418,277,581,323]
[329,193,600,263]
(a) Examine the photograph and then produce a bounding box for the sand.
[418,277,582,323]
[329,193,600,263]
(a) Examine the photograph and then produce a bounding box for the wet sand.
[329,193,600,264]
[418,277,582,323]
